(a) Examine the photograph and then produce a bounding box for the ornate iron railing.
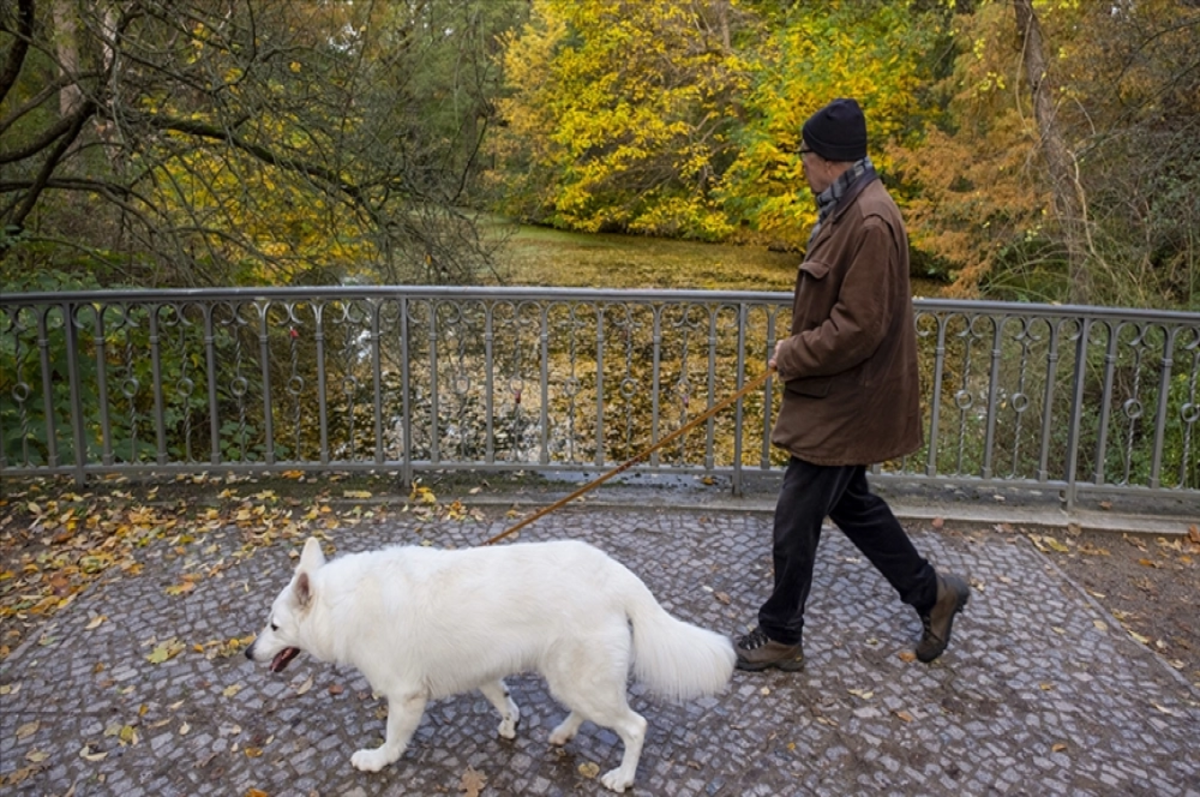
[2,287,1197,507]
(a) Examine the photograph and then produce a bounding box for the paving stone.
[0,509,1197,795]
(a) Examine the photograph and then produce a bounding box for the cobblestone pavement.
[2,506,1198,796]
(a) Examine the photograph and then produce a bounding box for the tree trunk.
[1012,0,1091,303]
[52,0,84,116]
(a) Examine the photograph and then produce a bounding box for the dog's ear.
[294,571,313,609]
[299,537,326,571]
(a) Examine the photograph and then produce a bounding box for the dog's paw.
[351,747,392,773]
[548,712,582,746]
[497,705,519,739]
[601,767,634,793]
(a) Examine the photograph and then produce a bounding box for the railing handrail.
[3,287,1198,509]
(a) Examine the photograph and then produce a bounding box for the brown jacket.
[770,175,922,466]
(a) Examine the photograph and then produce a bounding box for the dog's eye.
[270,622,279,632]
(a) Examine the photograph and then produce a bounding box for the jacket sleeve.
[775,217,897,380]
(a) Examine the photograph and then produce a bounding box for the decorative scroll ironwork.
[2,288,1197,507]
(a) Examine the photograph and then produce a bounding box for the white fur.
[246,537,735,793]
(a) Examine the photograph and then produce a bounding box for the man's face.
[800,148,833,195]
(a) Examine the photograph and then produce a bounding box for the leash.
[482,365,776,546]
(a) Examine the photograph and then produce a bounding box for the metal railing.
[2,287,1198,508]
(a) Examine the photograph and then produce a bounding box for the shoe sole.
[735,656,806,673]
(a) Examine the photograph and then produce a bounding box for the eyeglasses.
[797,147,814,156]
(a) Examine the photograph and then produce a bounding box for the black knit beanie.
[801,98,868,162]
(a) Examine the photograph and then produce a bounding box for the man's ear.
[299,537,326,571]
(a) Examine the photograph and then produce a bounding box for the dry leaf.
[16,720,39,739]
[1051,743,1068,753]
[1188,524,1199,545]
[79,744,107,762]
[578,762,600,779]
[460,766,487,797]
[931,517,944,529]
[714,592,731,605]
[893,710,914,722]
[223,684,243,698]
[343,490,372,499]
[328,684,345,696]
[85,615,107,630]
[295,675,314,696]
[246,790,270,797]
[25,749,49,763]
[897,651,917,663]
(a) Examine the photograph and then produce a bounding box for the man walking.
[736,98,969,672]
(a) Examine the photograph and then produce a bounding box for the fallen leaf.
[15,721,39,739]
[223,684,243,698]
[1051,743,1068,753]
[246,790,269,797]
[328,684,345,696]
[146,638,185,664]
[714,591,731,605]
[244,747,264,758]
[931,516,944,529]
[79,744,107,762]
[1043,536,1070,553]
[343,490,372,499]
[295,675,314,696]
[897,651,917,663]
[893,710,913,722]
[848,689,874,700]
[85,615,107,630]
[460,765,487,797]
[1188,525,1199,545]
[25,749,49,763]
[578,762,600,779]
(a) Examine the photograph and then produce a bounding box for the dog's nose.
[244,641,255,660]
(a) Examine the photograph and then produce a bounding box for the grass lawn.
[487,223,946,296]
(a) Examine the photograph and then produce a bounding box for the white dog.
[246,537,735,793]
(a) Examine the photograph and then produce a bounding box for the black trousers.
[757,457,939,646]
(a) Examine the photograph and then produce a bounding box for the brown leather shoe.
[735,627,805,672]
[915,573,970,663]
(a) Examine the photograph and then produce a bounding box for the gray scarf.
[808,156,875,249]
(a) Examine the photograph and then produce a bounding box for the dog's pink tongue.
[270,647,300,672]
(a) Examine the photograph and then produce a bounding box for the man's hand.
[769,339,786,371]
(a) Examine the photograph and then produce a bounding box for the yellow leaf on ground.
[85,615,107,630]
[578,762,600,779]
[223,684,243,698]
[343,490,372,499]
[146,638,185,664]
[15,721,39,739]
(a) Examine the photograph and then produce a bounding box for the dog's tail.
[623,573,736,701]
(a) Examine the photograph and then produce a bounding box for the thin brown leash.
[482,365,776,546]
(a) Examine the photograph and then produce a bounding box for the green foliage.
[719,1,943,246]
[492,0,747,240]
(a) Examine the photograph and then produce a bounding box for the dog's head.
[245,537,326,673]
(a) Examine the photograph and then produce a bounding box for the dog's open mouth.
[270,647,300,672]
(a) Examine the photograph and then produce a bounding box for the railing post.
[1064,316,1092,510]
[62,303,86,486]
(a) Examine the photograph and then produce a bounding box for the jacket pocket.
[799,261,831,281]
[785,376,832,398]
